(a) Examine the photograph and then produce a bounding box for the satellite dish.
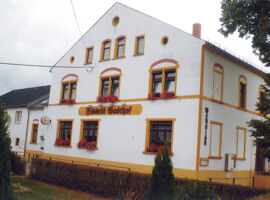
[41,116,51,125]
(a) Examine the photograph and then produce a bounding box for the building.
[0,85,50,156]
[20,3,268,185]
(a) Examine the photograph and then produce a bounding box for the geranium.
[55,138,70,146]
[97,96,108,103]
[146,144,172,155]
[148,92,159,100]
[66,99,74,104]
[107,94,118,103]
[77,140,97,151]
[161,91,174,99]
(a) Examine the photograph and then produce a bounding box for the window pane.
[240,83,246,108]
[152,72,162,93]
[59,121,72,140]
[83,121,98,142]
[32,124,38,143]
[237,129,245,158]
[117,38,125,57]
[101,79,109,96]
[70,82,77,100]
[165,70,175,92]
[111,77,119,95]
[149,121,172,147]
[103,42,110,60]
[137,37,144,54]
[87,48,93,64]
[62,83,69,100]
[213,72,222,100]
[210,124,221,156]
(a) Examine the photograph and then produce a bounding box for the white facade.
[25,3,266,184]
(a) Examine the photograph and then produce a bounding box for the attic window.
[161,36,169,45]
[70,56,75,64]
[112,16,120,26]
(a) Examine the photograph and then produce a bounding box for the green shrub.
[174,179,220,200]
[10,152,25,175]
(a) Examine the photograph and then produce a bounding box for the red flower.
[161,91,174,99]
[97,96,108,103]
[148,92,159,100]
[77,140,97,151]
[146,144,173,155]
[107,94,118,103]
[55,138,70,146]
[66,99,74,104]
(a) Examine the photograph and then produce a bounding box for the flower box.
[60,99,75,104]
[161,91,174,99]
[55,138,70,147]
[97,95,118,103]
[146,144,172,155]
[77,140,97,151]
[148,92,160,100]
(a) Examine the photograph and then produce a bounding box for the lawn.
[11,177,107,200]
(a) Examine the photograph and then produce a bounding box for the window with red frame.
[149,121,172,147]
[58,121,72,141]
[82,121,98,142]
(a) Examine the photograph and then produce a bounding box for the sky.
[0,0,267,95]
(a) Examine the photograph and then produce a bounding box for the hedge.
[30,158,269,200]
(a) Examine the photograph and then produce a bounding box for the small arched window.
[100,39,111,61]
[238,75,247,108]
[212,64,224,101]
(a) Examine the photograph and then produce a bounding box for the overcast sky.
[0,0,267,95]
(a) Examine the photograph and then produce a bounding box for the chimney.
[192,23,201,39]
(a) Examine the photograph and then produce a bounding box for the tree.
[0,102,13,200]
[219,0,270,67]
[248,75,270,161]
[147,146,175,200]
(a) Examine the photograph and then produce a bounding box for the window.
[60,74,78,103]
[145,119,175,153]
[30,123,39,144]
[15,138,20,146]
[100,76,120,97]
[212,64,224,101]
[150,68,176,97]
[209,121,223,159]
[85,47,94,64]
[238,75,247,108]
[259,85,265,104]
[134,35,145,56]
[236,127,246,160]
[79,120,100,150]
[15,111,22,124]
[114,37,126,58]
[100,40,111,61]
[56,120,73,146]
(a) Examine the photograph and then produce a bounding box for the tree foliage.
[0,102,13,200]
[219,0,270,67]
[147,146,175,200]
[248,75,270,160]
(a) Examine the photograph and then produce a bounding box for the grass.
[11,177,106,200]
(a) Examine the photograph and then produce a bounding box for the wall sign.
[78,104,143,116]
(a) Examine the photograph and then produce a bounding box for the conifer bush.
[0,102,13,200]
[147,145,175,200]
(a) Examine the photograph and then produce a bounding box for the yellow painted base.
[25,150,254,186]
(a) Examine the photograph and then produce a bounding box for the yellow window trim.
[133,35,145,56]
[113,36,126,59]
[212,64,224,102]
[56,119,74,147]
[148,65,179,96]
[84,46,94,65]
[98,73,122,97]
[60,79,78,103]
[99,39,111,62]
[236,126,247,160]
[30,123,39,144]
[144,118,176,154]
[79,119,101,149]
[209,120,223,158]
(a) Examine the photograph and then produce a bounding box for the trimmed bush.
[30,158,269,200]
